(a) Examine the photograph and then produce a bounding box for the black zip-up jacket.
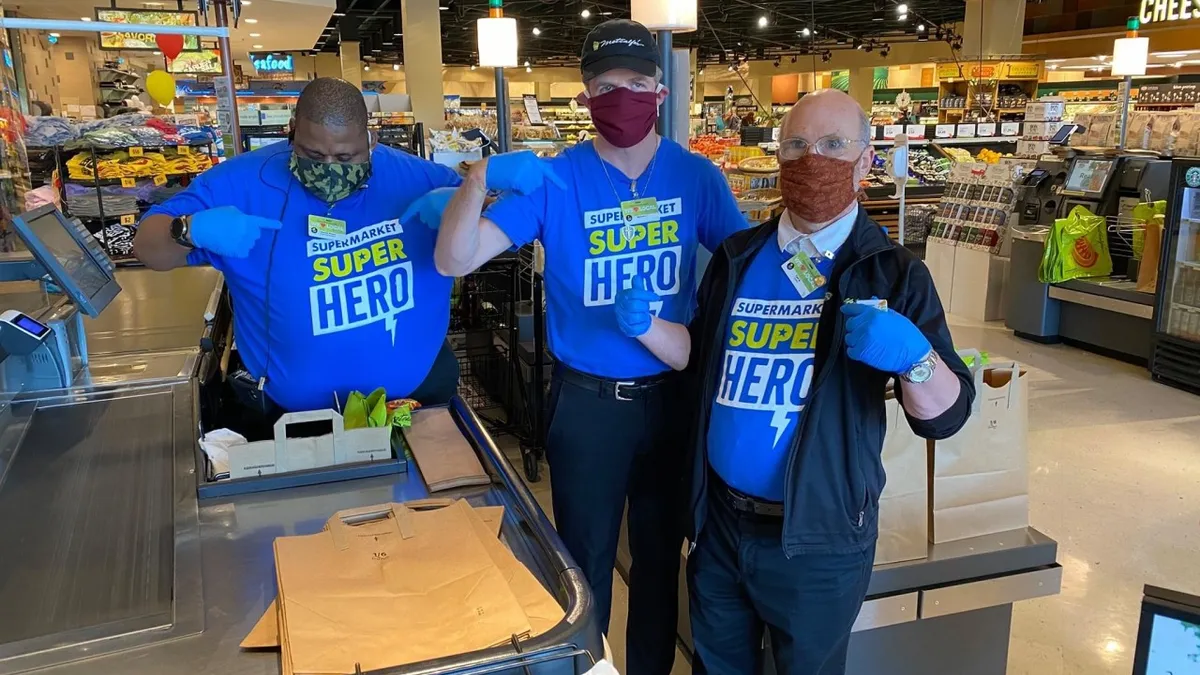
[685,209,976,556]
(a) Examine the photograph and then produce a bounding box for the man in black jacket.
[680,90,976,674]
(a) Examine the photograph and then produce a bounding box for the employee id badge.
[782,252,826,297]
[619,197,659,241]
[308,214,346,240]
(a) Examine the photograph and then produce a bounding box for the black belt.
[712,472,785,519]
[555,364,670,401]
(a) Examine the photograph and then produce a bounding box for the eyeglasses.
[777,134,867,161]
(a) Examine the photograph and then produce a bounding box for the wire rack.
[1106,215,1146,261]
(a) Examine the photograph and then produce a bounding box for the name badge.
[620,197,659,241]
[308,214,346,240]
[782,252,826,297]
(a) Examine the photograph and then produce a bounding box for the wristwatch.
[170,215,194,249]
[900,350,938,384]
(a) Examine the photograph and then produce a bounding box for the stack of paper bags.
[241,499,564,674]
[403,407,491,491]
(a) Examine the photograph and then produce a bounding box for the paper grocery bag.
[273,500,532,674]
[928,365,1029,544]
[241,504,509,651]
[1137,219,1163,293]
[404,408,491,491]
[875,397,930,565]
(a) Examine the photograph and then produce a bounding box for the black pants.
[688,488,875,675]
[544,370,684,675]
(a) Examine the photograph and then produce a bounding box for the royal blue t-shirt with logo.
[705,236,836,501]
[144,143,461,412]
[484,139,747,379]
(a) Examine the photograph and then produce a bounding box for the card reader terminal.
[0,309,52,355]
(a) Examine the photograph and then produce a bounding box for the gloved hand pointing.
[485,150,566,195]
[401,187,457,230]
[189,206,282,258]
[841,299,931,374]
[614,276,661,338]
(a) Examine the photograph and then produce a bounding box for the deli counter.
[0,206,603,674]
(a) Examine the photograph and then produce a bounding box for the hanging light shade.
[1111,36,1148,76]
[478,0,518,67]
[630,0,697,32]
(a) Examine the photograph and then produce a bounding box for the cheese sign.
[956,124,977,138]
[1001,122,1021,136]
[935,124,956,138]
[882,124,904,140]
[905,124,926,139]
[1139,0,1200,24]
[976,123,997,137]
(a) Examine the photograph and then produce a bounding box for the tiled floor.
[509,315,1200,674]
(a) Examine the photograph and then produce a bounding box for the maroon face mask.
[586,87,659,148]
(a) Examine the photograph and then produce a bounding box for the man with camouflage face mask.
[134,77,463,432]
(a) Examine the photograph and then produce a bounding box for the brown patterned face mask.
[779,153,861,224]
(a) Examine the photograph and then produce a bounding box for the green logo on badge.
[1187,166,1200,188]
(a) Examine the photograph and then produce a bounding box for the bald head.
[781,89,871,147]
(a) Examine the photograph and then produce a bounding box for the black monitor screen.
[25,211,110,300]
[1064,158,1113,195]
[1133,586,1200,675]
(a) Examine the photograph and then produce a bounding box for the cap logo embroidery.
[596,37,644,49]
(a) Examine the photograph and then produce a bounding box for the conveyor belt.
[0,394,174,645]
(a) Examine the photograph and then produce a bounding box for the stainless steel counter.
[85,266,223,357]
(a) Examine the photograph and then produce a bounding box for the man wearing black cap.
[406,18,747,674]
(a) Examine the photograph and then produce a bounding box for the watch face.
[907,363,934,383]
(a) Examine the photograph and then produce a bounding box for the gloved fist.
[189,206,282,258]
[614,276,660,338]
[485,150,566,195]
[400,187,457,230]
[842,299,931,374]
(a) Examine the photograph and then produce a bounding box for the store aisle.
[947,316,1200,675]
[509,316,1199,675]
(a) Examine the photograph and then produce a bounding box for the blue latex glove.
[189,206,281,258]
[400,187,457,230]
[614,276,660,338]
[485,150,566,195]
[842,299,931,374]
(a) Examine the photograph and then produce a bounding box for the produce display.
[864,148,950,189]
[689,134,739,161]
[512,125,561,141]
[429,128,485,153]
[738,156,779,174]
[940,146,975,163]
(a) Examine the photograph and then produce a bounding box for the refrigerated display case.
[1151,158,1200,393]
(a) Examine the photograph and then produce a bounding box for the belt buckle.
[613,380,636,401]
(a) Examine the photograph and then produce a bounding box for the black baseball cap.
[580,19,659,81]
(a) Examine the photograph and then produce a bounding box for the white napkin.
[199,428,247,479]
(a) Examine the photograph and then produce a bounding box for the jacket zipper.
[779,245,889,556]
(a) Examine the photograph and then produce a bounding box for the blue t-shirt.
[484,139,747,379]
[706,239,836,501]
[144,143,461,412]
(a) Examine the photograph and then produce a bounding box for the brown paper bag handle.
[327,502,417,549]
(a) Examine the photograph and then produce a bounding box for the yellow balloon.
[145,70,177,106]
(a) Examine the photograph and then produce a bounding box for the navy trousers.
[688,489,875,675]
[544,371,684,675]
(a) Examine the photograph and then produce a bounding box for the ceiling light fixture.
[1046,64,1057,70]
[897,3,908,12]
[899,13,907,21]
[917,23,925,31]
[757,15,768,27]
[364,64,370,71]
[532,26,541,35]
[727,64,734,71]
[698,67,705,75]
[333,12,345,17]
[245,18,258,23]
[581,8,591,18]
[242,0,251,4]
[250,32,261,37]
[526,65,532,72]
[253,44,263,48]
[439,5,448,9]
[801,27,811,37]
[393,63,400,70]
[49,32,60,37]
[153,50,162,55]
[81,16,92,21]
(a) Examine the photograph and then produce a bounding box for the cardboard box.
[1016,140,1049,157]
[924,239,958,308]
[1023,121,1063,141]
[1024,100,1065,122]
[949,248,1009,321]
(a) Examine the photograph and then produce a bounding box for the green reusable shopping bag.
[1038,205,1112,283]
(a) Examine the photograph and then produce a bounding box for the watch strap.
[171,215,194,249]
[900,349,937,383]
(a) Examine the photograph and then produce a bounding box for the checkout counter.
[1007,150,1170,361]
[0,206,603,674]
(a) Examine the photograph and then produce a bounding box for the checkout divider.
[0,206,604,674]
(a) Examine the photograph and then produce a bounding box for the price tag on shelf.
[976,123,997,137]
[1000,122,1021,136]
[120,177,136,188]
[120,214,136,225]
[153,174,168,186]
[882,124,903,140]
[129,146,144,157]
[956,124,977,137]
[905,124,926,139]
[935,124,955,138]
[177,145,191,155]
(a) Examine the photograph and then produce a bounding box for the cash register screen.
[1064,158,1113,195]
[25,211,110,299]
[1132,586,1200,675]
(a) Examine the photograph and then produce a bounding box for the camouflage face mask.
[289,153,372,204]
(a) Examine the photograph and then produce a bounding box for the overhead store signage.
[250,53,295,75]
[95,9,201,51]
[168,49,223,75]
[936,60,1040,80]
[1138,0,1200,24]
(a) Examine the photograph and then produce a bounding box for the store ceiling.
[9,0,332,62]
[321,0,969,67]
